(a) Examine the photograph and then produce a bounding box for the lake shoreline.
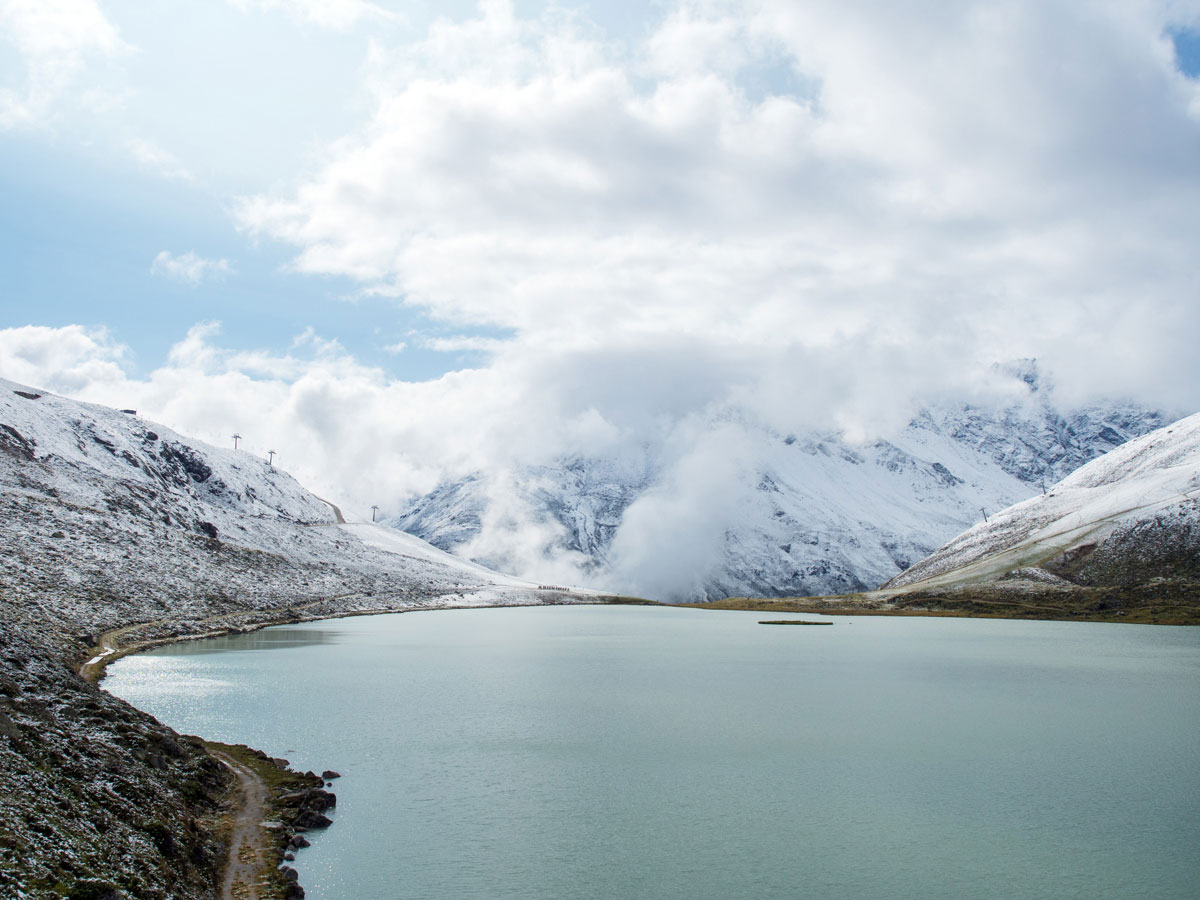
[78,594,648,900]
[681,581,1200,625]
[81,593,654,684]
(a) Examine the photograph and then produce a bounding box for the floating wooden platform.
[758,620,833,626]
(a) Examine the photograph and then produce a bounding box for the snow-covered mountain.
[884,411,1200,593]
[390,364,1167,601]
[0,377,592,634]
[0,380,609,900]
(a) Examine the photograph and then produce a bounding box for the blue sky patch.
[1171,28,1200,77]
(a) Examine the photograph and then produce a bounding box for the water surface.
[105,606,1200,900]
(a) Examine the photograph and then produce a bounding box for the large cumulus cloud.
[4,0,1200,593]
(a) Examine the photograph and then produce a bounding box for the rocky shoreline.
[2,592,607,900]
[0,379,606,899]
[204,743,338,900]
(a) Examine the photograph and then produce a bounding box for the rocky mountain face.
[391,365,1167,601]
[0,378,585,900]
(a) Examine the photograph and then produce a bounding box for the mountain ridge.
[390,365,1168,601]
[0,377,599,900]
[883,410,1200,593]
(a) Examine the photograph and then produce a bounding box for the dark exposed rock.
[64,879,122,900]
[293,809,333,829]
[0,708,21,739]
[158,441,213,484]
[321,770,341,780]
[278,787,336,811]
[0,423,35,460]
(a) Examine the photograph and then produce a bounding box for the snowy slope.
[0,378,600,900]
[0,379,335,537]
[885,412,1200,591]
[0,377,585,632]
[391,366,1165,601]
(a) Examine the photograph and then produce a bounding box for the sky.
[2,0,1200,583]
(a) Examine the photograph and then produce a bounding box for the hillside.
[0,378,600,900]
[692,412,1200,624]
[882,411,1200,594]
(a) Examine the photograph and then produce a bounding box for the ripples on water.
[105,606,1200,900]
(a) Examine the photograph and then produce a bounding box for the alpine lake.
[104,604,1200,900]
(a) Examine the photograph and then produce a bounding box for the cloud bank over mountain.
[3,0,1199,590]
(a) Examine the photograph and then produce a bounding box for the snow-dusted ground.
[885,412,1200,591]
[0,376,602,641]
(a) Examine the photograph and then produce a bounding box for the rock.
[321,770,341,780]
[63,879,121,900]
[283,852,295,861]
[280,865,299,881]
[0,708,22,739]
[278,787,336,811]
[294,810,333,829]
[271,757,290,768]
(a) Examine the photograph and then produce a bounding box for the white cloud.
[226,0,399,31]
[151,251,234,285]
[5,1,1200,596]
[128,138,195,182]
[0,319,1190,598]
[419,335,507,354]
[0,324,127,393]
[235,0,1200,419]
[0,0,126,127]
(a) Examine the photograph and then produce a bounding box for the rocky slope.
[883,411,1200,595]
[391,363,1167,601]
[0,378,597,900]
[696,412,1200,624]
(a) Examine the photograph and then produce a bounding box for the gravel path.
[209,747,272,900]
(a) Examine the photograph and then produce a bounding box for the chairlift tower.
[267,450,276,467]
[371,505,379,523]
[232,433,242,450]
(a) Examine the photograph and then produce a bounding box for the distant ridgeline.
[392,364,1169,602]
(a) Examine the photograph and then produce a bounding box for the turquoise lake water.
[104,605,1200,900]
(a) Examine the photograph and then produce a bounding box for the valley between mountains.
[1,375,1197,899]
